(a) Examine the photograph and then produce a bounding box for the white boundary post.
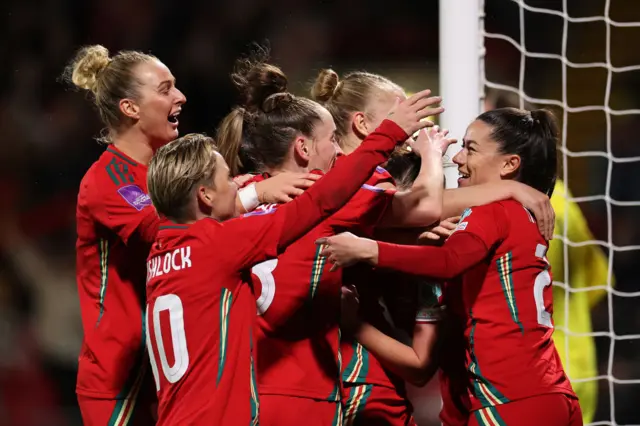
[438,0,484,188]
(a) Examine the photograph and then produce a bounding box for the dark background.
[1,0,639,424]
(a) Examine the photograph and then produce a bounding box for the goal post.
[439,1,640,425]
[438,0,483,189]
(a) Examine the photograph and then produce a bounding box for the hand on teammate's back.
[387,89,445,136]
[340,284,361,333]
[509,182,555,240]
[419,216,460,242]
[256,172,322,203]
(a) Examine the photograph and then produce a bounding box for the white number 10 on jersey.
[146,294,190,390]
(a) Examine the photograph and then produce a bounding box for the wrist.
[361,238,379,265]
[238,183,260,212]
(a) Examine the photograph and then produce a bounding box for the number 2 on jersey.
[146,294,190,390]
[533,244,553,328]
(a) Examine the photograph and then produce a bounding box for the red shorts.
[469,393,582,426]
[343,383,416,426]
[259,394,342,426]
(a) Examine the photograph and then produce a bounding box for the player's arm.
[221,119,410,269]
[234,173,321,214]
[353,321,440,387]
[442,181,554,240]
[377,128,447,228]
[82,178,159,245]
[319,204,508,280]
[347,282,444,387]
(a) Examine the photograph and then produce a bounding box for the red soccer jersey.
[75,145,159,399]
[376,200,576,412]
[144,119,408,425]
[252,166,395,402]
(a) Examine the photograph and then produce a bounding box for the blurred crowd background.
[1,0,639,425]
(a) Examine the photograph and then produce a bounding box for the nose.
[453,149,465,166]
[175,88,187,105]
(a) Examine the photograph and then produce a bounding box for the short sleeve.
[415,282,446,323]
[81,177,159,245]
[450,203,509,249]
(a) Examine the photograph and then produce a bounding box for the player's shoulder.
[495,199,536,224]
[80,147,147,202]
[367,166,396,187]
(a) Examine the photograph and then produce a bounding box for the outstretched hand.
[316,232,379,272]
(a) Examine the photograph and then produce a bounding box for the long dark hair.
[476,107,558,197]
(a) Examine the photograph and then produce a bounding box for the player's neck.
[111,128,155,166]
[268,159,308,176]
[340,135,362,155]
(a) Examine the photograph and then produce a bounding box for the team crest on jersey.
[243,203,278,217]
[117,185,152,211]
[452,208,472,233]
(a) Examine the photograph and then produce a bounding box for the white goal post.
[438,1,640,425]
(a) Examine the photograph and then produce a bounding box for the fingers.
[406,89,433,105]
[275,194,294,203]
[412,95,442,113]
[420,231,441,241]
[304,173,322,181]
[546,201,555,240]
[315,237,329,246]
[293,179,317,189]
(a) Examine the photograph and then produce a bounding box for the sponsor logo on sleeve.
[117,185,152,211]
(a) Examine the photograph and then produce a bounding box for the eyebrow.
[157,79,174,90]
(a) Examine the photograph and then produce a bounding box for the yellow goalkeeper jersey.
[549,180,612,424]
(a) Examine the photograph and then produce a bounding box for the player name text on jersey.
[147,246,192,282]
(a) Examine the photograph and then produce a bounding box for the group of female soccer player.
[69,43,582,426]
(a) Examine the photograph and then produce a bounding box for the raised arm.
[442,181,555,240]
[378,127,454,228]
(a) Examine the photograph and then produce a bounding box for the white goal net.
[477,1,640,425]
[438,0,640,424]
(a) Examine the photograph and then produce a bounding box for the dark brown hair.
[477,107,558,197]
[217,46,323,175]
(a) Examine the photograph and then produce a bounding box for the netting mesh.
[480,1,640,424]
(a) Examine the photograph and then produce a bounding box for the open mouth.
[168,109,181,126]
[459,171,470,180]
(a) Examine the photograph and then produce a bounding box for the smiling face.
[454,119,516,188]
[126,59,187,148]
